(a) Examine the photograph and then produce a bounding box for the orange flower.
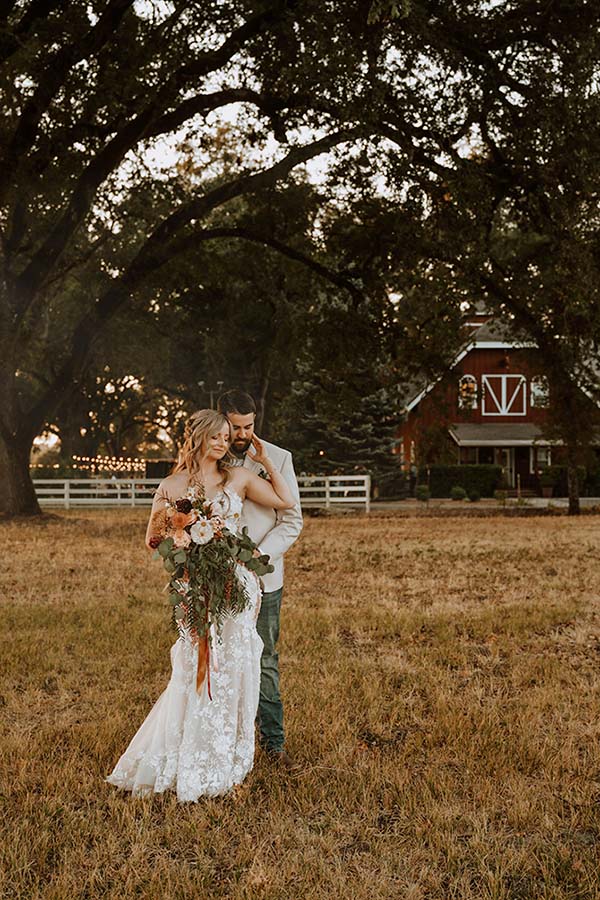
[150,508,168,538]
[170,510,196,530]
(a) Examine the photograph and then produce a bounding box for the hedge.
[421,465,503,498]
[545,465,590,497]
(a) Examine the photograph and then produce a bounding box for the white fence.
[33,475,371,512]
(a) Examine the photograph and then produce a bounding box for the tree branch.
[170,226,365,305]
[145,88,289,143]
[0,0,63,62]
[23,126,366,430]
[0,0,136,182]
[12,3,291,307]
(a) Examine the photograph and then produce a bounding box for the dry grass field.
[1,509,600,900]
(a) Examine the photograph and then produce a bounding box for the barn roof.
[402,318,529,412]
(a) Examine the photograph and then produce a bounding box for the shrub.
[415,485,430,502]
[469,489,481,502]
[425,465,503,498]
[374,471,410,500]
[541,464,587,497]
[583,462,600,497]
[450,485,467,501]
[494,489,508,505]
[538,466,556,488]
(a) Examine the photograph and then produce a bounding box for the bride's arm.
[241,436,294,510]
[144,480,170,550]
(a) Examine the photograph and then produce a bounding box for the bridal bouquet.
[147,485,273,696]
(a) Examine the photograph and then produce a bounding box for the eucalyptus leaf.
[158,538,174,558]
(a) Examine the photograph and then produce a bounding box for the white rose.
[190,518,214,545]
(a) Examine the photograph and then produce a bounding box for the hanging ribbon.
[195,588,212,699]
[195,632,212,700]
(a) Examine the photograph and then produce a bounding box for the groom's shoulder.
[262,438,292,465]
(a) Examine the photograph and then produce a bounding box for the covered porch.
[449,423,553,490]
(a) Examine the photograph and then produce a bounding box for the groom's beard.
[230,438,252,458]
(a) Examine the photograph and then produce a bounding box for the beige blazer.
[239,439,303,593]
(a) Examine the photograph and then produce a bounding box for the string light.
[71,453,146,473]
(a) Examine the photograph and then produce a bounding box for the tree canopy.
[0,0,378,514]
[1,0,599,515]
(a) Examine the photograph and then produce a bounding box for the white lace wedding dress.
[106,489,263,801]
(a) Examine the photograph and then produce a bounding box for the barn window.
[530,445,551,474]
[458,375,478,410]
[530,376,549,408]
[460,447,478,464]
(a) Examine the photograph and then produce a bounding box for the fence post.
[325,477,331,509]
[131,480,136,507]
[64,480,70,510]
[365,475,371,514]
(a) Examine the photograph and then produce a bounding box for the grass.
[1,509,600,899]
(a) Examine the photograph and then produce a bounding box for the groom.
[217,389,303,769]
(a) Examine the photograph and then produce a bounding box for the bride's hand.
[249,434,272,470]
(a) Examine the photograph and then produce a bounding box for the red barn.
[397,312,599,492]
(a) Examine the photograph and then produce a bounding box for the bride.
[106,409,294,801]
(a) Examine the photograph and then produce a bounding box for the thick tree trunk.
[567,461,581,516]
[565,436,581,515]
[0,429,42,516]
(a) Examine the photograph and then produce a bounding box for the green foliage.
[274,295,404,478]
[540,465,587,497]
[415,485,430,502]
[367,1,411,25]
[538,467,557,488]
[468,490,480,503]
[426,466,503,499]
[583,460,600,498]
[324,0,600,511]
[0,0,396,513]
[450,485,467,501]
[235,527,275,577]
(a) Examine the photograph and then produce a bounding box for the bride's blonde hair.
[171,408,232,488]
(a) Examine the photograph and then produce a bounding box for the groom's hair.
[217,389,257,416]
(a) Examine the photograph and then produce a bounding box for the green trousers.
[255,587,285,753]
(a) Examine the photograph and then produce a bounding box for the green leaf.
[173,550,187,565]
[158,538,174,558]
[238,548,253,563]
